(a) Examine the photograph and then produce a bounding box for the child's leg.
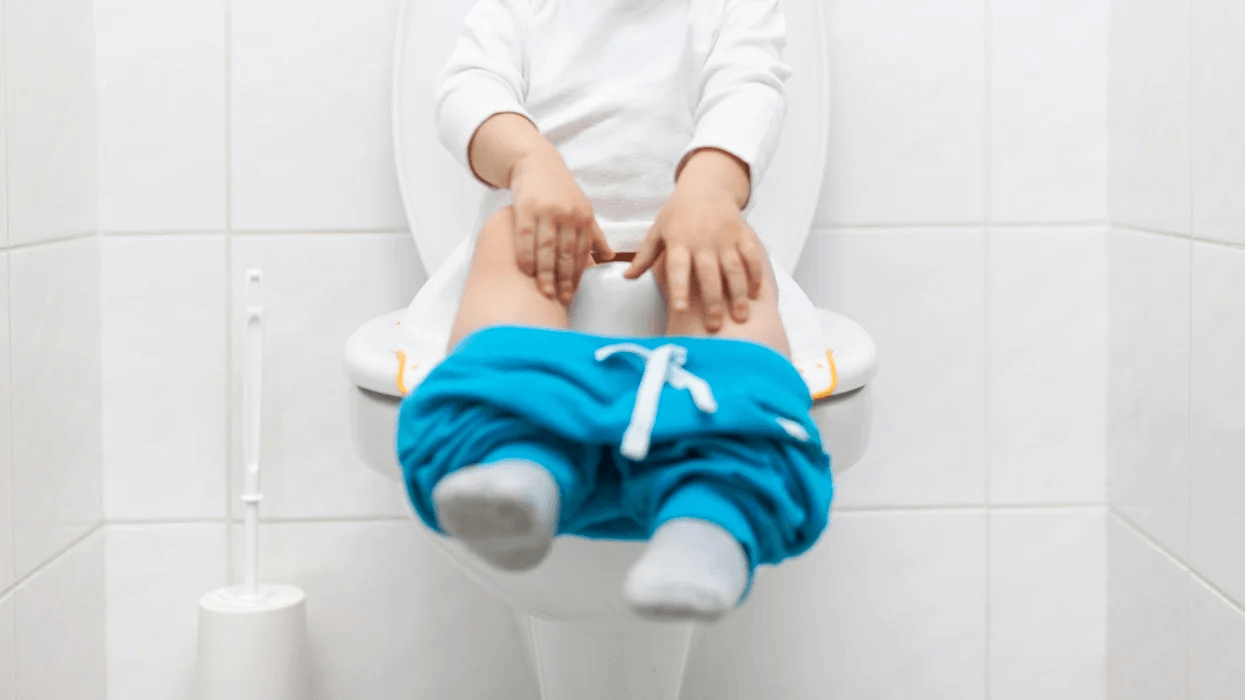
[623,480,756,622]
[448,205,573,348]
[621,253,811,620]
[431,206,578,569]
[651,248,791,356]
[433,439,578,571]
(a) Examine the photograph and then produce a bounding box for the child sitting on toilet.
[397,0,833,622]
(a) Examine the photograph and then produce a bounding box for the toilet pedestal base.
[514,610,696,700]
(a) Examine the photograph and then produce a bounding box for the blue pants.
[396,326,834,578]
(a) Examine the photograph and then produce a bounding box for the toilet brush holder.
[195,585,311,700]
[194,270,311,700]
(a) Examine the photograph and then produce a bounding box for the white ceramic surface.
[1106,516,1189,700]
[1109,230,1191,558]
[990,0,1107,222]
[1108,0,1191,235]
[102,236,229,520]
[95,0,227,232]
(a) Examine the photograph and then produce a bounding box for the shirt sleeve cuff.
[676,85,786,211]
[436,75,535,185]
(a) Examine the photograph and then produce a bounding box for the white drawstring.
[595,343,718,461]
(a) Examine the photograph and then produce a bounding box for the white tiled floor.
[990,509,1106,700]
[229,0,407,231]
[988,228,1107,504]
[102,236,228,520]
[989,0,1108,223]
[95,0,227,232]
[1108,229,1191,558]
[106,524,227,700]
[817,0,986,226]
[13,531,106,700]
[1189,243,1245,605]
[686,511,988,700]
[227,234,424,520]
[796,229,986,507]
[1108,0,1191,235]
[7,238,102,578]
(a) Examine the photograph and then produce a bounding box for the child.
[397,0,833,622]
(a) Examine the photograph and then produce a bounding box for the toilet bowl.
[341,0,878,697]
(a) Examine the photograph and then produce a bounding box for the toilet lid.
[391,0,829,276]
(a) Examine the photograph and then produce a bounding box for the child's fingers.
[665,246,693,311]
[572,226,594,292]
[534,216,557,298]
[589,222,614,261]
[738,238,765,299]
[513,209,537,276]
[624,230,663,279]
[555,224,577,303]
[694,251,725,331]
[720,248,750,324]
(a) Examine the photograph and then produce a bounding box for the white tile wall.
[1189,577,1245,699]
[106,524,227,700]
[229,0,407,232]
[990,0,1108,223]
[1108,229,1191,558]
[1,3,8,250]
[96,0,227,232]
[14,532,106,700]
[685,511,988,700]
[3,0,96,246]
[818,0,986,226]
[229,520,538,700]
[1108,0,1191,235]
[1190,0,1245,246]
[1188,242,1245,606]
[1107,516,1189,700]
[988,228,1107,504]
[0,256,12,592]
[990,509,1106,700]
[227,234,424,520]
[8,238,102,578]
[0,593,12,700]
[796,229,987,507]
[102,236,228,520]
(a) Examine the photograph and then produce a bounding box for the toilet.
[342,0,878,698]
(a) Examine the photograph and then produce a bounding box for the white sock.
[432,460,561,571]
[622,518,749,623]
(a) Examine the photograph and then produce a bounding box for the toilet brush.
[194,270,312,700]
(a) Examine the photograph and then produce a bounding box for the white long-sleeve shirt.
[434,0,792,251]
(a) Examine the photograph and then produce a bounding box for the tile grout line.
[814,220,1109,233]
[981,0,994,694]
[1113,222,1245,253]
[1111,508,1245,618]
[223,0,236,587]
[5,523,104,595]
[1,230,97,253]
[1184,4,1196,689]
[100,228,411,237]
[2,0,18,686]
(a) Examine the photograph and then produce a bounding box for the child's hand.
[623,176,765,332]
[510,142,615,304]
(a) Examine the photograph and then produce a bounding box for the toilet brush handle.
[242,270,265,598]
